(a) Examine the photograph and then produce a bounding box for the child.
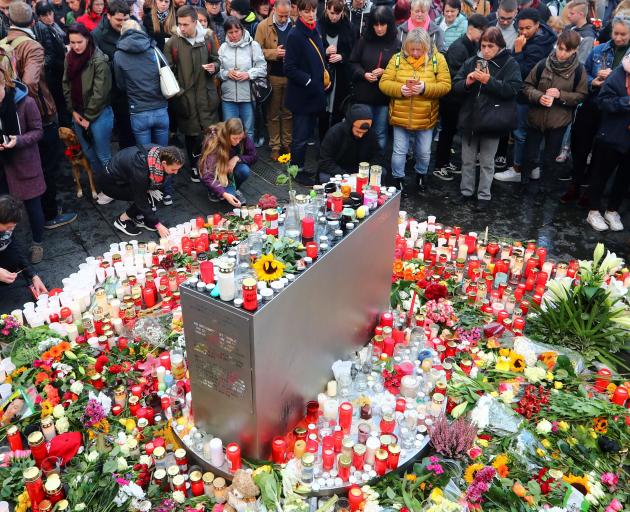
[198,118,257,207]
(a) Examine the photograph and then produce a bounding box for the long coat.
[1,83,45,201]
[165,24,220,136]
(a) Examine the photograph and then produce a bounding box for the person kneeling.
[98,145,185,238]
[318,104,386,183]
[199,118,257,207]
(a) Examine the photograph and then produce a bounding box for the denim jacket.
[585,41,615,93]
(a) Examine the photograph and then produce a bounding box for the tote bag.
[154,48,181,99]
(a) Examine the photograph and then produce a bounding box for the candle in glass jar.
[611,386,628,406]
[322,448,335,471]
[399,375,420,398]
[365,436,380,465]
[594,368,612,392]
[323,398,338,420]
[338,402,353,432]
[271,437,287,464]
[226,443,241,471]
[28,431,48,467]
[338,454,351,482]
[7,425,23,451]
[209,438,224,467]
[374,449,388,476]
[41,416,56,442]
[352,444,366,470]
[24,466,45,508]
[387,444,401,469]
[190,471,204,496]
[348,487,364,512]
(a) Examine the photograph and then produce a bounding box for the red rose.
[94,355,110,373]
[425,283,448,301]
[108,364,123,375]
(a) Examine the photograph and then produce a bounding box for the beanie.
[230,0,251,16]
[347,104,373,125]
[9,2,34,26]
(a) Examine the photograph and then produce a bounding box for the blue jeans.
[361,104,389,151]
[290,112,317,170]
[222,101,255,141]
[131,107,172,195]
[73,106,113,174]
[224,163,251,194]
[391,126,433,178]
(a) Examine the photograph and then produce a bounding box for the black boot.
[416,174,427,193]
[394,178,408,198]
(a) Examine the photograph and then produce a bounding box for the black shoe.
[294,172,318,186]
[557,170,573,181]
[416,174,427,193]
[394,178,407,198]
[114,217,142,236]
[190,168,200,183]
[132,216,157,232]
[433,167,455,181]
[453,194,473,204]
[494,156,507,170]
[475,199,490,211]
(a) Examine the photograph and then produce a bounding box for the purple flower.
[82,399,106,427]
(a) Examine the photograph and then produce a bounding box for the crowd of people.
[0,0,628,293]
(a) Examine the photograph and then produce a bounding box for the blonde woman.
[379,27,450,195]
[143,0,176,50]
[198,118,258,206]
[397,0,445,52]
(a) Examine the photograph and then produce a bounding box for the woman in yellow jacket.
[379,27,451,195]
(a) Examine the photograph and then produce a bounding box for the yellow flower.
[496,356,511,372]
[541,439,551,448]
[405,474,417,482]
[567,437,577,446]
[277,153,291,164]
[499,348,510,357]
[493,454,509,467]
[40,400,54,418]
[563,474,590,496]
[429,488,443,503]
[490,391,499,398]
[477,439,489,448]
[558,421,569,432]
[554,381,564,390]
[536,448,546,457]
[464,463,484,484]
[509,352,526,372]
[253,253,285,282]
[545,372,554,381]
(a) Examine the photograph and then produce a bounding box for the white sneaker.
[587,211,609,231]
[556,147,570,163]
[604,211,624,231]
[96,192,114,205]
[494,167,521,182]
[530,167,541,180]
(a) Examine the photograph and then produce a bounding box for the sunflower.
[563,474,590,496]
[593,417,608,434]
[253,254,285,282]
[277,153,291,164]
[492,454,510,476]
[509,352,526,372]
[464,463,484,484]
[40,400,54,418]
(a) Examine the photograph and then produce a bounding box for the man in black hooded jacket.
[318,104,385,182]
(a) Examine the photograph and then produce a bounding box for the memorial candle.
[594,368,612,392]
[226,443,241,471]
[271,437,287,464]
[209,438,224,467]
[611,386,628,406]
[338,402,353,432]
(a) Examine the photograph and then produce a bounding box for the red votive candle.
[322,448,335,471]
[301,216,315,242]
[611,386,628,406]
[338,402,353,432]
[595,368,612,392]
[271,437,287,464]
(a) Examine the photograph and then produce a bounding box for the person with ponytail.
[198,118,257,207]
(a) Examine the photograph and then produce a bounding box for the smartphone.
[406,79,417,88]
[476,60,488,72]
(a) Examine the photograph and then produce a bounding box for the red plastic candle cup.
[159,352,171,370]
[537,247,547,267]
[352,446,365,470]
[611,386,628,406]
[333,430,344,453]
[497,310,509,324]
[460,359,473,375]
[305,401,319,424]
[383,337,395,357]
[200,261,214,284]
[513,317,525,332]
[338,402,353,432]
[301,216,315,241]
[112,405,123,416]
[226,443,242,471]
[7,426,23,451]
[380,312,393,327]
[161,395,171,410]
[595,368,612,392]
[271,437,287,464]
[520,300,530,315]
[395,398,406,413]
[322,448,335,471]
[305,242,318,260]
[348,487,364,511]
[387,445,401,469]
[213,213,222,226]
[131,384,143,397]
[322,435,334,451]
[374,451,388,476]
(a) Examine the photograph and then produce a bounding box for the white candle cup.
[427,215,436,224]
[326,380,337,397]
[147,241,157,254]
[323,399,338,421]
[209,438,224,467]
[112,318,123,335]
[66,324,78,342]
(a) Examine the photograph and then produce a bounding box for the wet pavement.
[1,142,628,313]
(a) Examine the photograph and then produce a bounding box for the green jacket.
[164,26,220,136]
[62,47,112,121]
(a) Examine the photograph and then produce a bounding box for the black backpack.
[533,60,584,92]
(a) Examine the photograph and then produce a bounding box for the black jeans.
[570,99,600,185]
[39,121,61,221]
[98,177,143,221]
[185,135,202,171]
[587,141,630,212]
[521,125,566,184]
[435,99,460,168]
[112,97,136,150]
[291,112,317,173]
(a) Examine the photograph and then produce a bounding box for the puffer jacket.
[218,30,267,102]
[595,65,630,154]
[397,19,446,53]
[62,46,112,121]
[435,13,468,50]
[523,54,588,130]
[379,49,451,130]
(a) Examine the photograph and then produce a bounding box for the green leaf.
[527,480,541,497]
[276,174,289,185]
[287,165,299,178]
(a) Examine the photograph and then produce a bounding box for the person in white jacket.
[218,15,267,140]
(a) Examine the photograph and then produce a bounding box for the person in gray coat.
[218,16,267,140]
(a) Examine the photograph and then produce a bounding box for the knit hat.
[230,0,251,16]
[347,104,373,126]
[8,2,34,25]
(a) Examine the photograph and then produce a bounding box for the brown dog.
[58,127,98,200]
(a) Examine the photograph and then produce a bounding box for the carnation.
[70,381,84,395]
[52,404,66,419]
[117,457,129,471]
[55,416,70,434]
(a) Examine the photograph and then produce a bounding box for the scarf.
[547,51,578,77]
[156,9,169,23]
[147,146,165,187]
[66,45,94,113]
[406,55,425,71]
[407,15,429,33]
[0,87,20,138]
[299,17,317,31]
[320,13,342,37]
[273,13,290,31]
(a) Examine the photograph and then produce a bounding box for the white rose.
[75,504,87,511]
[524,366,547,384]
[86,450,99,463]
[536,419,552,434]
[70,381,84,395]
[172,491,186,504]
[53,404,66,419]
[117,457,128,472]
[139,455,152,467]
[55,416,70,434]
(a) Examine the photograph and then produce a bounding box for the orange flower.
[524,495,535,505]
[393,260,403,274]
[40,351,52,361]
[414,270,425,281]
[403,269,414,281]
[58,341,71,352]
[538,351,557,370]
[496,465,509,477]
[512,482,527,498]
[35,372,50,385]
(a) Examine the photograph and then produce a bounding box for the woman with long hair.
[198,118,257,207]
[349,5,401,150]
[143,0,176,51]
[76,0,106,31]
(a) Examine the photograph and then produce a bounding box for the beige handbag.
[154,48,180,99]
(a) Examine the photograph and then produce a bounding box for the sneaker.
[433,167,455,181]
[530,167,541,180]
[494,167,521,183]
[234,190,247,206]
[586,210,609,232]
[44,212,77,230]
[494,156,507,170]
[416,174,427,193]
[30,243,44,264]
[393,178,407,198]
[255,137,265,148]
[270,148,280,161]
[132,216,157,232]
[445,162,461,174]
[96,192,114,205]
[557,170,572,181]
[207,192,221,202]
[190,168,200,183]
[453,194,473,204]
[604,211,624,231]
[162,194,173,206]
[307,137,316,146]
[556,146,570,163]
[114,216,142,236]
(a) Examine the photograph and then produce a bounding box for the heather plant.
[428,414,478,459]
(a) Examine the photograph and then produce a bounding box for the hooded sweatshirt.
[397,18,446,53]
[218,30,267,102]
[114,29,167,112]
[566,23,597,65]
[512,22,557,79]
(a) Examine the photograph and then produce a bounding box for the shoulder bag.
[154,47,181,99]
[248,44,272,103]
[307,37,331,89]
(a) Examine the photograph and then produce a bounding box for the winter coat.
[103,144,163,227]
[114,29,167,113]
[318,15,355,112]
[512,23,556,80]
[143,12,175,52]
[348,0,372,39]
[164,23,220,136]
[349,36,401,105]
[595,65,630,154]
[255,15,294,77]
[92,16,121,60]
[379,49,451,130]
[218,31,267,103]
[444,33,477,83]
[4,28,57,124]
[284,18,329,114]
[210,13,227,44]
[523,55,588,131]
[62,46,112,121]
[452,49,522,137]
[200,136,257,197]
[397,19,446,54]
[0,82,45,201]
[33,21,66,75]
[318,107,386,176]
[565,23,597,65]
[52,3,69,27]
[435,13,467,50]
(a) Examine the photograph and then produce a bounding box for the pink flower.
[468,446,483,459]
[605,499,623,512]
[601,472,618,489]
